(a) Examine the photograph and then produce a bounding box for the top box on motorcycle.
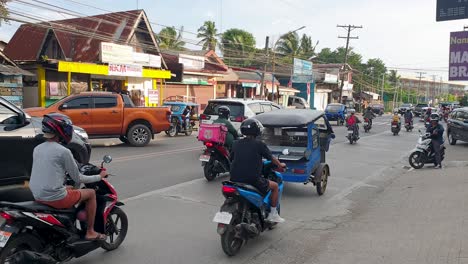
[198,124,227,144]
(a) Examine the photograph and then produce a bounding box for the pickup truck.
[413,103,429,117]
[25,92,171,147]
[0,96,91,189]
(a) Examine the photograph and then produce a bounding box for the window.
[122,95,135,108]
[248,103,263,114]
[272,104,281,110]
[63,97,90,109]
[450,112,458,119]
[261,127,308,148]
[203,102,245,117]
[261,103,272,113]
[94,97,117,108]
[457,111,468,122]
[0,103,17,125]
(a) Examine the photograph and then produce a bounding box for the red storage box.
[198,124,227,144]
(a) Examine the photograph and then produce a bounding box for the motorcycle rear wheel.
[203,159,217,181]
[101,207,128,251]
[0,233,43,264]
[409,152,425,169]
[221,227,243,256]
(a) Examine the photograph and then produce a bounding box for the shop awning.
[0,64,35,76]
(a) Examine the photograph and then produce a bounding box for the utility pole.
[430,74,437,104]
[259,36,269,100]
[337,24,362,104]
[416,72,426,104]
[381,73,385,103]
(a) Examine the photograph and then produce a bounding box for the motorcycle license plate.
[199,154,210,162]
[347,131,353,134]
[0,231,12,248]
[392,125,397,128]
[213,212,233,224]
[364,122,368,126]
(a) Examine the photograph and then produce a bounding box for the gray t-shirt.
[29,141,100,201]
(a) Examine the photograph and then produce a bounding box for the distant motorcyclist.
[426,113,444,169]
[363,106,376,126]
[346,110,361,138]
[182,106,191,130]
[392,111,401,128]
[404,109,413,126]
[213,106,240,150]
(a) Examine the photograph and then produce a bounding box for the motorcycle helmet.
[406,109,411,112]
[218,106,230,119]
[42,113,74,144]
[367,106,372,111]
[430,113,440,122]
[240,118,264,137]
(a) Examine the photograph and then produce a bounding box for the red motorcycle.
[198,124,231,181]
[0,155,127,263]
[363,118,371,133]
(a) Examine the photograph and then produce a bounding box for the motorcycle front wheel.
[409,152,425,169]
[101,207,128,251]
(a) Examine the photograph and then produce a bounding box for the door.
[58,97,92,131]
[89,96,122,135]
[457,111,468,141]
[449,111,462,140]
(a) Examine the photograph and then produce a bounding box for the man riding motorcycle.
[213,106,240,150]
[229,118,286,223]
[29,114,108,241]
[426,113,444,169]
[346,110,361,138]
[392,111,401,127]
[363,106,376,126]
[404,108,413,126]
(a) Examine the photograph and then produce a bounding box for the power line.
[337,24,362,103]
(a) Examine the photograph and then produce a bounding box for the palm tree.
[299,34,319,59]
[157,26,186,51]
[275,32,301,57]
[197,21,218,51]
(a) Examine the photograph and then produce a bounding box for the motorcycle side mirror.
[103,155,112,164]
[331,133,336,139]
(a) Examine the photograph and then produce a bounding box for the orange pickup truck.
[25,92,171,147]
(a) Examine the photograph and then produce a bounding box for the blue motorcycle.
[213,161,284,256]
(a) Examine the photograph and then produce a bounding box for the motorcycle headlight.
[74,128,89,141]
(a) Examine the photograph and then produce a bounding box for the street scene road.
[61,114,466,264]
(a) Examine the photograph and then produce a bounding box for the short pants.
[38,189,81,209]
[251,177,270,195]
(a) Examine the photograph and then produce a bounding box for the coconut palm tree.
[197,21,218,51]
[275,32,301,57]
[300,34,319,59]
[157,26,186,51]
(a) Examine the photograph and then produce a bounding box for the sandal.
[85,233,106,241]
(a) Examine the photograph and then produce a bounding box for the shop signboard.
[437,0,468,21]
[108,64,143,77]
[449,31,468,81]
[100,42,134,64]
[148,89,159,104]
[324,73,339,84]
[183,75,208,85]
[132,52,162,68]
[179,54,205,70]
[292,58,314,83]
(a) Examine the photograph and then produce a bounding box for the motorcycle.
[346,124,359,144]
[200,141,230,181]
[363,118,372,133]
[213,161,284,256]
[408,130,446,169]
[391,121,400,136]
[0,155,128,263]
[404,118,414,132]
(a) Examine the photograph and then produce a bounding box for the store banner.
[108,64,143,77]
[292,58,314,83]
[100,42,134,64]
[148,90,159,104]
[179,54,205,70]
[449,31,468,81]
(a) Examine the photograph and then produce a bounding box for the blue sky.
[1,0,467,81]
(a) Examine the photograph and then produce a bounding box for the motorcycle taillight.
[222,186,237,194]
[0,211,16,224]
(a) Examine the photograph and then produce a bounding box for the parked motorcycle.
[391,121,401,136]
[0,155,128,263]
[404,118,414,132]
[408,130,446,169]
[346,124,359,144]
[363,118,372,133]
[200,142,231,181]
[213,161,283,256]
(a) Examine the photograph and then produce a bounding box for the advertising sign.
[148,90,159,104]
[100,42,134,64]
[108,64,143,77]
[437,0,468,21]
[324,73,339,84]
[449,31,468,81]
[292,58,314,83]
[179,54,205,70]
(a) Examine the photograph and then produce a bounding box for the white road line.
[91,146,202,164]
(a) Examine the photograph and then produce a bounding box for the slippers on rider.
[85,233,106,241]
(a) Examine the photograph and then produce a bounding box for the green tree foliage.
[0,0,9,25]
[275,33,318,59]
[157,26,186,51]
[197,21,218,51]
[460,95,468,106]
[315,47,362,70]
[220,28,256,66]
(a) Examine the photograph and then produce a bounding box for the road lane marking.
[91,146,202,164]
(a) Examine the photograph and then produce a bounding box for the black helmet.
[367,106,372,110]
[430,113,440,122]
[218,106,230,119]
[42,113,74,144]
[240,118,263,137]
[406,109,411,112]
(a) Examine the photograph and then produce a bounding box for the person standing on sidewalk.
[426,113,444,169]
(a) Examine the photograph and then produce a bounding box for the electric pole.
[337,24,363,104]
[416,72,426,104]
[260,36,269,100]
[430,74,437,104]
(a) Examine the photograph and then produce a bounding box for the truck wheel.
[127,124,151,147]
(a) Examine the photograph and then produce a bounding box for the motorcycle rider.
[392,111,401,128]
[426,113,444,169]
[182,105,192,130]
[346,110,361,138]
[213,106,239,150]
[363,106,376,126]
[29,114,108,241]
[404,108,413,127]
[230,119,286,223]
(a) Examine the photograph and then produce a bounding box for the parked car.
[447,107,468,145]
[200,99,282,130]
[287,95,309,109]
[25,92,171,147]
[370,104,384,116]
[413,103,429,117]
[0,96,90,187]
[398,103,413,114]
[325,103,347,125]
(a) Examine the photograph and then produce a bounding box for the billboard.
[449,31,468,81]
[437,0,468,21]
[292,58,313,83]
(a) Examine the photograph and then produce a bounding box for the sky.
[1,0,467,82]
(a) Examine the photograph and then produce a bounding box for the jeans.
[431,140,442,166]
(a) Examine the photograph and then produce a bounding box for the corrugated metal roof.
[234,70,261,82]
[0,64,34,76]
[4,10,144,62]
